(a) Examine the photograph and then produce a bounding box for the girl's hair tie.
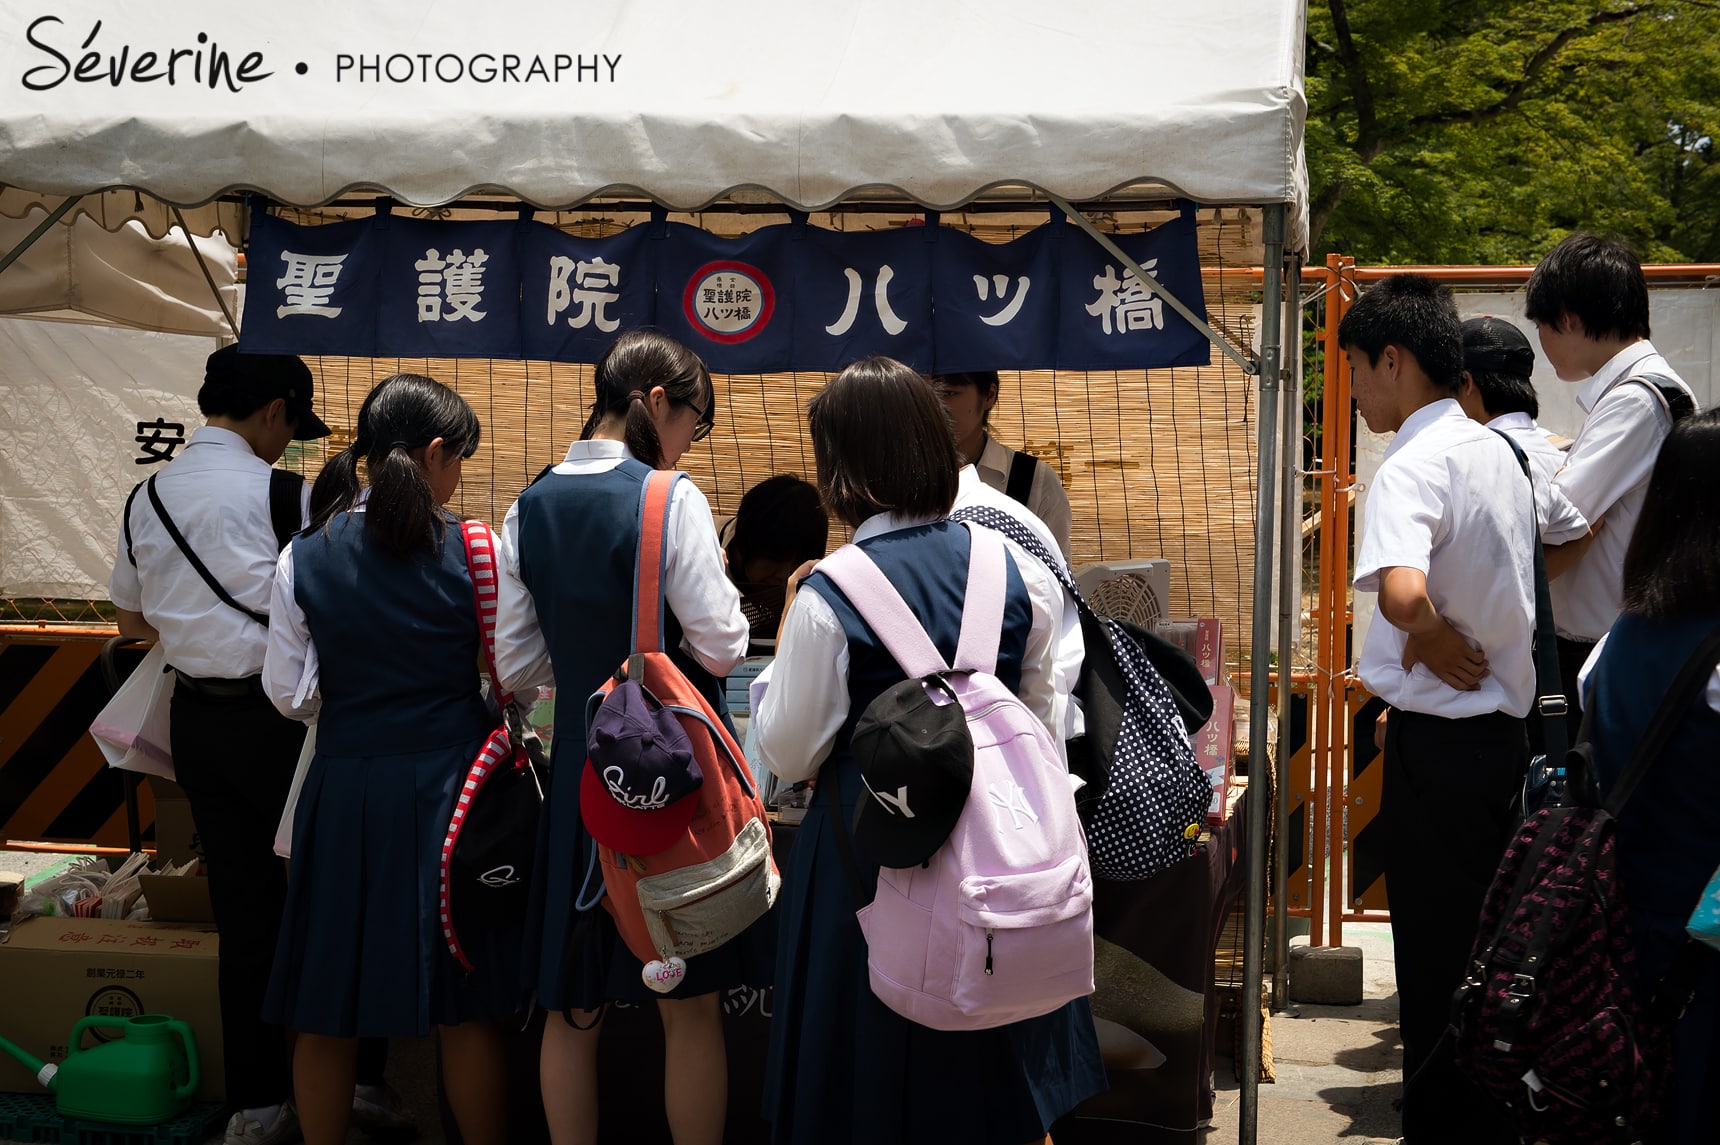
[627,390,648,404]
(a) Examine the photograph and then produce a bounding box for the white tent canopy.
[0,0,1308,248]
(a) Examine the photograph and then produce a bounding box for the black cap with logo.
[850,674,974,868]
[201,344,332,440]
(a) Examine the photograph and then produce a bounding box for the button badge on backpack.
[643,955,688,993]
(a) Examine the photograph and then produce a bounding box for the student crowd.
[106,231,1719,1145]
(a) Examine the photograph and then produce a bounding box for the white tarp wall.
[0,319,212,598]
[1352,289,1720,661]
[0,1,1309,248]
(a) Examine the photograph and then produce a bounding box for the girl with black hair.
[262,373,519,1145]
[1578,408,1720,1145]
[491,330,759,1145]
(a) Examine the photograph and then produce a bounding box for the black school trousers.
[169,680,389,1107]
[1381,707,1527,1145]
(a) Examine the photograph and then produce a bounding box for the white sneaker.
[351,1084,417,1142]
[223,1102,301,1145]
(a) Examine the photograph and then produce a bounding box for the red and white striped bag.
[438,521,547,974]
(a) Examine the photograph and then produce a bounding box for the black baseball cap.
[850,675,973,868]
[1462,316,1536,378]
[202,344,332,440]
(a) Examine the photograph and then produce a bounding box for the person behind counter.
[721,473,830,652]
[934,370,1072,560]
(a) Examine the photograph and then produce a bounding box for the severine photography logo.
[18,15,622,92]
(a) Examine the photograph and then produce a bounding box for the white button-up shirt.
[1486,412,1587,541]
[107,426,308,679]
[1546,342,1697,642]
[975,435,1073,561]
[1355,399,1536,719]
[490,440,749,695]
[749,511,1061,784]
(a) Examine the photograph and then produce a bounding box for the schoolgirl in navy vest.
[750,357,1105,1145]
[491,330,760,1145]
[1579,409,1720,1145]
[261,375,519,1145]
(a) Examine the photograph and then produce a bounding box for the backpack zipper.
[985,928,994,975]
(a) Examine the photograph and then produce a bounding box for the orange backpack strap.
[631,470,680,655]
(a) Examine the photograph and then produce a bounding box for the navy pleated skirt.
[265,734,529,1036]
[763,759,1106,1145]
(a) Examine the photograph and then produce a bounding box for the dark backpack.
[949,504,1212,881]
[1450,626,1720,1144]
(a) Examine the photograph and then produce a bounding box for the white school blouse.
[1354,399,1536,719]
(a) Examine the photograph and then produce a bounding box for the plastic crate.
[0,1093,227,1145]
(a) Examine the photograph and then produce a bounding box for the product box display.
[1155,617,1226,686]
[1192,684,1235,825]
[0,915,224,1102]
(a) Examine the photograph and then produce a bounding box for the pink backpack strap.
[952,522,1005,676]
[459,520,511,708]
[813,522,1007,678]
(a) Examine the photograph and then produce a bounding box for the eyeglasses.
[677,394,714,442]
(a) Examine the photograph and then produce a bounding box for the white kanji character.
[441,248,489,322]
[275,252,347,319]
[416,248,448,323]
[972,272,1032,327]
[1085,260,1165,335]
[825,265,907,336]
[547,255,622,332]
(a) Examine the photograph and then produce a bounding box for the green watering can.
[0,1013,200,1124]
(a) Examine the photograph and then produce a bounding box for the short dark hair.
[809,357,960,528]
[1467,369,1540,420]
[1621,409,1720,619]
[1523,233,1651,342]
[932,370,1001,426]
[726,474,829,568]
[1336,274,1464,391]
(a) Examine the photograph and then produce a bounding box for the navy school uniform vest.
[802,522,1032,758]
[1591,611,1720,983]
[291,511,492,756]
[512,458,728,775]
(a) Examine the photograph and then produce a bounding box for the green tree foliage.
[1307,1,1720,262]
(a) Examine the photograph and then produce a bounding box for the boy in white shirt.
[1524,233,1698,737]
[1344,276,1535,1145]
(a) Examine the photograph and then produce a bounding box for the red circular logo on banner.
[682,261,775,344]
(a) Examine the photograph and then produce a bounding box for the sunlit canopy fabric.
[0,0,1308,248]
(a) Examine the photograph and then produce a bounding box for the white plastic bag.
[89,644,175,780]
[274,723,316,859]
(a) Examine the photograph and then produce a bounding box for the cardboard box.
[138,869,215,924]
[1192,684,1235,825]
[1193,618,1225,686]
[0,916,225,1101]
[147,777,202,866]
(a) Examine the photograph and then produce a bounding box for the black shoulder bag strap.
[1632,371,1696,424]
[268,469,306,553]
[1005,449,1038,507]
[1491,429,1568,768]
[122,480,146,568]
[145,476,270,627]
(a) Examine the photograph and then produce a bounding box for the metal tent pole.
[1272,255,1303,1010]
[1239,202,1287,1145]
[0,195,83,278]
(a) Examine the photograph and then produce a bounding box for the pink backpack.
[817,523,1094,1031]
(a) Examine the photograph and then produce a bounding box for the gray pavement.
[1207,921,1403,1144]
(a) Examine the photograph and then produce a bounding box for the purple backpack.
[817,524,1095,1030]
[1451,626,1720,1144]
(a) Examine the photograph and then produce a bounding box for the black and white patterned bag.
[951,506,1212,880]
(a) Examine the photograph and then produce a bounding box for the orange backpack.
[580,470,779,992]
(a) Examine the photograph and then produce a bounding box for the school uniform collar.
[1485,411,1536,434]
[975,434,1013,477]
[853,511,946,543]
[1576,341,1660,414]
[561,438,632,463]
[1382,398,1465,462]
[185,424,266,463]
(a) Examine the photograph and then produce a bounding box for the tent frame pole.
[1239,201,1287,1145]
[1040,190,1258,376]
[171,206,240,339]
[0,195,83,278]
[1272,254,1303,1011]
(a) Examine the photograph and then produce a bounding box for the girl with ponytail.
[263,374,520,1145]
[492,330,765,1145]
